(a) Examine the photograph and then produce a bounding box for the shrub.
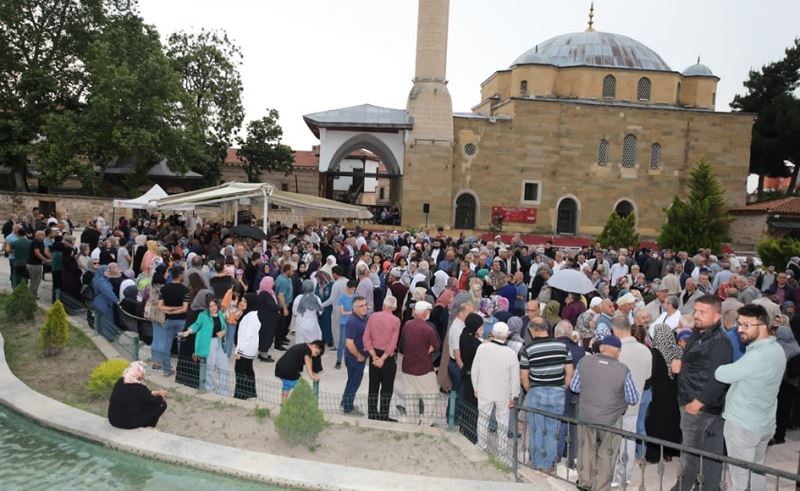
[597,211,639,250]
[274,379,325,447]
[88,358,130,398]
[757,237,800,269]
[6,283,37,324]
[39,300,70,357]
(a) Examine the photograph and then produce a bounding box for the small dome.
[682,62,714,77]
[512,45,554,67]
[513,30,672,72]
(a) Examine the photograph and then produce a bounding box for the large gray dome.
[513,30,672,72]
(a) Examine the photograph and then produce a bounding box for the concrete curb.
[0,331,541,490]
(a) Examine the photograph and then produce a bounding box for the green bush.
[274,379,325,447]
[39,300,70,357]
[88,358,130,398]
[597,212,639,250]
[757,237,800,269]
[6,283,38,324]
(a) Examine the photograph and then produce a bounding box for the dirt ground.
[0,296,510,482]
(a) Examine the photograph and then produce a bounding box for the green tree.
[0,0,136,190]
[757,237,800,270]
[659,161,729,254]
[167,29,245,186]
[596,211,639,250]
[274,379,325,448]
[34,14,201,193]
[40,300,70,357]
[236,109,294,183]
[731,39,800,199]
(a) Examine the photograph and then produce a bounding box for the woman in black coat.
[60,245,84,311]
[457,313,484,444]
[108,361,168,429]
[256,276,280,362]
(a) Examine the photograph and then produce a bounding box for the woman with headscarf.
[544,300,562,331]
[221,282,246,358]
[175,283,211,389]
[293,279,322,344]
[182,295,228,395]
[468,277,484,310]
[315,270,334,347]
[120,285,144,318]
[480,295,509,339]
[234,293,259,399]
[506,316,525,355]
[91,265,119,341]
[320,255,337,277]
[61,244,84,311]
[645,323,683,462]
[457,312,485,444]
[132,234,148,276]
[256,276,280,363]
[140,240,159,275]
[431,270,449,300]
[108,361,168,429]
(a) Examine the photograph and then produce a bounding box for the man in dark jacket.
[671,294,732,491]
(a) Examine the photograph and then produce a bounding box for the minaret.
[402,0,454,227]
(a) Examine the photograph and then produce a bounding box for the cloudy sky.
[139,0,800,151]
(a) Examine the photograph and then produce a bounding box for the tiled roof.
[730,197,800,216]
[225,148,319,168]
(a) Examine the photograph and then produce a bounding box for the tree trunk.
[757,173,765,202]
[786,161,799,197]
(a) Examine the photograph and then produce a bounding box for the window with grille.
[602,75,616,98]
[637,77,651,101]
[464,143,477,156]
[598,139,609,165]
[622,134,637,167]
[650,143,662,169]
[521,180,541,204]
[520,80,528,96]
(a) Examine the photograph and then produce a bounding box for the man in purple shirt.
[341,296,369,414]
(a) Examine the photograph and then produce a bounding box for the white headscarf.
[432,270,449,298]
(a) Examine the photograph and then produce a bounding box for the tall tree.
[596,211,639,250]
[0,0,136,190]
[167,29,244,186]
[236,109,294,183]
[34,14,202,193]
[731,38,800,198]
[659,161,729,254]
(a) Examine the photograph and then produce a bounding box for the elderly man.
[363,295,401,421]
[678,278,704,315]
[715,304,785,491]
[612,315,652,487]
[571,335,639,491]
[520,317,573,471]
[27,229,50,298]
[401,301,441,425]
[472,322,520,456]
[646,284,669,321]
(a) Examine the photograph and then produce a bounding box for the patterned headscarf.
[652,323,682,378]
[122,360,146,384]
[297,279,322,315]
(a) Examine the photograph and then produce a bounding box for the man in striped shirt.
[519,316,573,471]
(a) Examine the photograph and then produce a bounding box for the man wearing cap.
[670,295,732,491]
[646,284,669,321]
[519,316,573,471]
[471,322,520,455]
[387,267,408,319]
[678,278,704,315]
[616,292,637,326]
[570,335,639,491]
[401,301,441,425]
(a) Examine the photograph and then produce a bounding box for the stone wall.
[728,213,767,251]
[220,166,320,196]
[439,98,752,237]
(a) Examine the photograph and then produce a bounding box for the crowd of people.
[3,210,798,490]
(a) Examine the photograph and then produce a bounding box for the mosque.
[304,1,753,237]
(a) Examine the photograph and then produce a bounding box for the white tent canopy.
[112,184,193,211]
[154,182,373,220]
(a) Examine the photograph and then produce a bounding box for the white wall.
[332,158,378,192]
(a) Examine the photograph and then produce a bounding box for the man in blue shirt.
[274,264,294,350]
[722,304,746,362]
[341,296,368,414]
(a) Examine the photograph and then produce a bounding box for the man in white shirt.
[650,295,682,338]
[447,302,474,391]
[610,255,629,287]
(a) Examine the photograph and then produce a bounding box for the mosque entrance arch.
[454,192,477,229]
[556,197,579,235]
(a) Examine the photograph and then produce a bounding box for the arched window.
[676,82,681,103]
[615,200,634,218]
[712,92,716,107]
[597,139,609,165]
[622,134,637,167]
[650,143,662,169]
[637,77,651,101]
[602,75,616,98]
[520,80,528,96]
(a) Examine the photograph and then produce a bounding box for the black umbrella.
[230,225,268,241]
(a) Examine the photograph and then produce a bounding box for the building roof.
[105,157,203,179]
[682,62,715,77]
[730,197,800,216]
[225,148,376,169]
[303,104,413,137]
[513,30,672,72]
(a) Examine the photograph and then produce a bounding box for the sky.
[138,0,800,152]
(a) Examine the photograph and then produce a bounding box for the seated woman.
[108,361,168,429]
[120,285,145,318]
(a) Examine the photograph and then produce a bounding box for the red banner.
[491,206,537,224]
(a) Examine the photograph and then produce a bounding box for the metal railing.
[510,404,800,490]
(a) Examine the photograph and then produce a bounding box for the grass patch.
[488,454,512,473]
[0,293,107,417]
[254,406,270,422]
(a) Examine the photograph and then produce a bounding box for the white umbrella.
[546,269,595,294]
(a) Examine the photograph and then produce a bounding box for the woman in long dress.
[315,271,334,347]
[645,323,683,462]
[293,279,323,373]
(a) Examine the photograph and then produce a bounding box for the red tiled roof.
[730,197,800,216]
[225,148,319,168]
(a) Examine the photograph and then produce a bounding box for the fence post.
[313,379,320,400]
[448,390,457,431]
[512,400,519,481]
